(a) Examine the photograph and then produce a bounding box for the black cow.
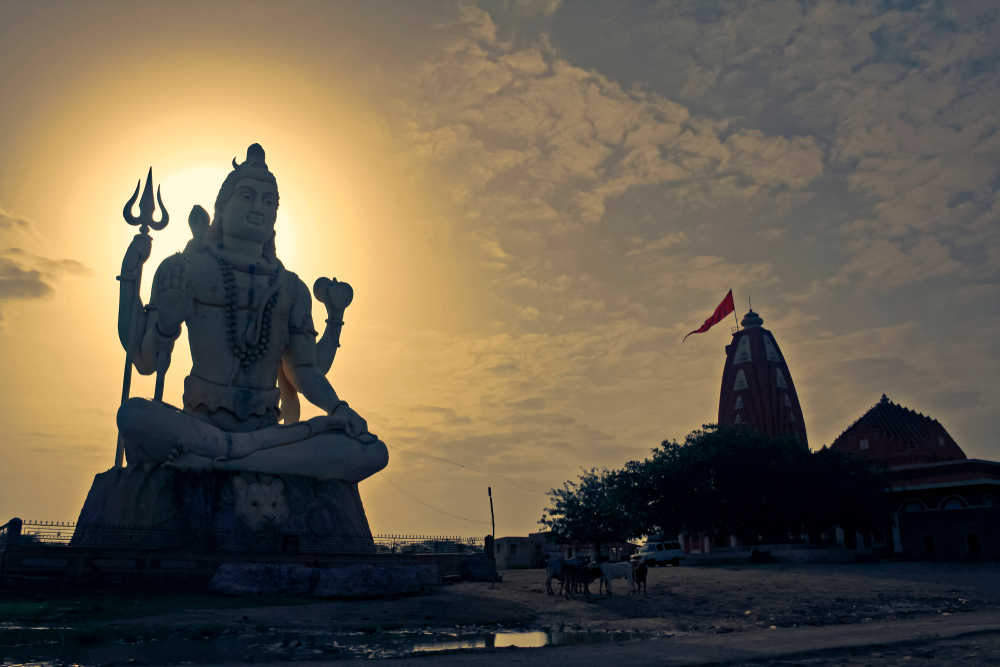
[562,563,603,599]
[632,562,648,595]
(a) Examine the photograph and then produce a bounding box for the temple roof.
[836,394,940,444]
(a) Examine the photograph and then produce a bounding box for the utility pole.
[489,487,496,588]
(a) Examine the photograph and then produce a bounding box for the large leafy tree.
[809,446,893,537]
[628,425,818,542]
[538,467,639,560]
[615,425,893,545]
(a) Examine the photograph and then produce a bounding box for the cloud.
[0,204,92,321]
[508,0,561,18]
[360,3,1000,500]
[509,1,1000,292]
[724,131,824,190]
[392,3,827,343]
[0,205,34,236]
[757,229,787,242]
[832,236,968,289]
[0,258,51,301]
[516,305,540,320]
[625,232,686,256]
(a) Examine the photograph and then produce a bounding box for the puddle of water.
[413,630,650,651]
[1,629,652,664]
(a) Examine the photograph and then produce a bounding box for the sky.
[1,0,998,538]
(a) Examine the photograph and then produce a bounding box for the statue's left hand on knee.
[307,411,377,444]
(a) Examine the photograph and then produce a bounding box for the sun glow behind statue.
[0,43,474,524]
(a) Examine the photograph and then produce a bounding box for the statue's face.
[222,178,278,246]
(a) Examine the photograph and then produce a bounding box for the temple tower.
[717,309,808,447]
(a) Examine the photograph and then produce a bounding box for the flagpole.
[733,291,739,327]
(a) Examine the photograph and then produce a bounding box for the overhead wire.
[385,443,549,496]
[379,473,491,525]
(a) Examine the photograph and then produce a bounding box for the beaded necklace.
[216,254,280,372]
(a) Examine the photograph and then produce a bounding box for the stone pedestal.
[72,466,373,549]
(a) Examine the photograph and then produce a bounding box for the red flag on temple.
[683,290,735,342]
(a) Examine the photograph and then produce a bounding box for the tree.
[543,425,893,553]
[627,425,893,543]
[539,467,639,560]
[810,447,893,537]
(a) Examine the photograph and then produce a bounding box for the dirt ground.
[3,561,1000,664]
[734,634,1000,667]
[486,560,1000,633]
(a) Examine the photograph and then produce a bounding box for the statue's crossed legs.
[118,398,389,484]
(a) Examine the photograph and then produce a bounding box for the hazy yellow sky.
[2,0,999,537]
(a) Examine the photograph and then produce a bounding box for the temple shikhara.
[718,309,808,448]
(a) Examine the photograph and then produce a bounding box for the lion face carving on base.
[233,477,290,531]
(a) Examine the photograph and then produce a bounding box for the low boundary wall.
[0,519,496,591]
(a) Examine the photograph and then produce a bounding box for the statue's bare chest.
[188,259,282,311]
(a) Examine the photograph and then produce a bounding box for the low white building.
[494,533,548,569]
[495,532,638,568]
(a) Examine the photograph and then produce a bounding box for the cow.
[562,563,603,599]
[545,557,582,595]
[632,562,648,595]
[597,561,635,595]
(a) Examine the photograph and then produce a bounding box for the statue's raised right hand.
[155,255,194,337]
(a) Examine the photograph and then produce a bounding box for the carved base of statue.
[72,466,374,551]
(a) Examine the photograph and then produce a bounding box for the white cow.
[598,561,635,595]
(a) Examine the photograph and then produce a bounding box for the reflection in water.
[413,630,649,652]
[495,630,548,648]
[413,636,488,651]
[1,629,652,664]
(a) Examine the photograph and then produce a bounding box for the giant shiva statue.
[116,144,388,483]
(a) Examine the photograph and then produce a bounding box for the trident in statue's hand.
[123,168,169,234]
[115,168,169,467]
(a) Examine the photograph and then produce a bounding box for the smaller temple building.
[830,395,1000,560]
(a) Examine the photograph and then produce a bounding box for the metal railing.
[8,520,484,556]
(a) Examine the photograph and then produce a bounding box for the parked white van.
[631,536,685,567]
